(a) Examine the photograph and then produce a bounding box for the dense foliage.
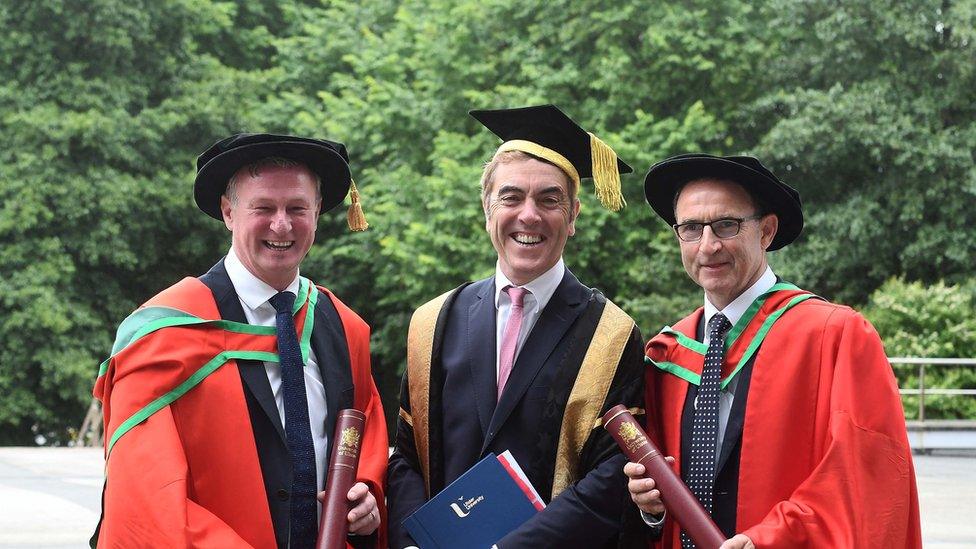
[863,279,976,420]
[1,0,972,443]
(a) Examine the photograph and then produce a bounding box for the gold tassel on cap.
[346,179,369,231]
[589,133,626,212]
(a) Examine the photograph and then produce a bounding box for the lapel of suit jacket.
[200,258,286,443]
[483,269,590,452]
[310,291,354,451]
[716,354,755,473]
[464,277,498,438]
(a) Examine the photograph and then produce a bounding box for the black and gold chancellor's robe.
[387,269,646,548]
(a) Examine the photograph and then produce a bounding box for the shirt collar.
[494,258,565,312]
[703,266,776,328]
[225,247,302,311]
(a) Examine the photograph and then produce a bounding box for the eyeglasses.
[672,215,764,242]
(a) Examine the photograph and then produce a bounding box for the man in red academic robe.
[626,154,921,548]
[92,134,387,548]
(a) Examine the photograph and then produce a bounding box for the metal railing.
[890,357,976,424]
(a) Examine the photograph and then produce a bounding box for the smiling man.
[387,105,647,548]
[628,154,921,548]
[93,134,388,549]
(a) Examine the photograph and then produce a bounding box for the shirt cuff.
[641,509,666,528]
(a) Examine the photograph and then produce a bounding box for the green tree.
[0,0,282,443]
[2,0,974,443]
[863,278,976,419]
[750,0,976,304]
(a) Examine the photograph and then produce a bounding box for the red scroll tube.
[602,404,726,549]
[316,409,367,549]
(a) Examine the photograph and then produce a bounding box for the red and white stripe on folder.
[497,450,546,511]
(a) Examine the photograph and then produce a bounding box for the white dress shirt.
[493,259,566,383]
[224,247,329,493]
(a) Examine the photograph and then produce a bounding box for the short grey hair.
[224,156,322,203]
[479,150,576,212]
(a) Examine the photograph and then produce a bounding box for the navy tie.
[682,313,732,549]
[269,291,317,548]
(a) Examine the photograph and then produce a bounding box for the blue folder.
[402,453,541,548]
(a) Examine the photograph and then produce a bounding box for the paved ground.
[0,447,972,547]
[0,448,103,549]
[914,451,976,548]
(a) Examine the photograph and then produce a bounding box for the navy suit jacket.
[388,270,645,548]
[199,259,371,549]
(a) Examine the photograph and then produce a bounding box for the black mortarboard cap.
[469,105,633,211]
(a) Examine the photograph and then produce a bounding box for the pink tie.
[497,286,529,401]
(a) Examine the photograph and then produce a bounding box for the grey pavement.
[0,448,103,549]
[0,447,972,547]
[915,451,976,548]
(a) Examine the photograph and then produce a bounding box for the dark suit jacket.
[678,315,758,537]
[199,259,369,549]
[388,269,645,548]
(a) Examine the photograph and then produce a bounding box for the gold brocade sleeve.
[551,298,636,498]
[405,289,453,497]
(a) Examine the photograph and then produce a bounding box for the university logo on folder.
[403,451,545,548]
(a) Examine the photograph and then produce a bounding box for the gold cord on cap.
[588,133,625,211]
[347,179,369,231]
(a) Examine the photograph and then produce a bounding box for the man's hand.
[623,458,675,515]
[319,482,380,535]
[346,482,380,535]
[719,534,755,549]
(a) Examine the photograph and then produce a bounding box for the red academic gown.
[645,286,921,548]
[93,277,388,548]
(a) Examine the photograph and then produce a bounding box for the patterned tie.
[681,313,732,549]
[269,291,317,549]
[497,286,529,401]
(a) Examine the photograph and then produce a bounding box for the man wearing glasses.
[626,154,921,548]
